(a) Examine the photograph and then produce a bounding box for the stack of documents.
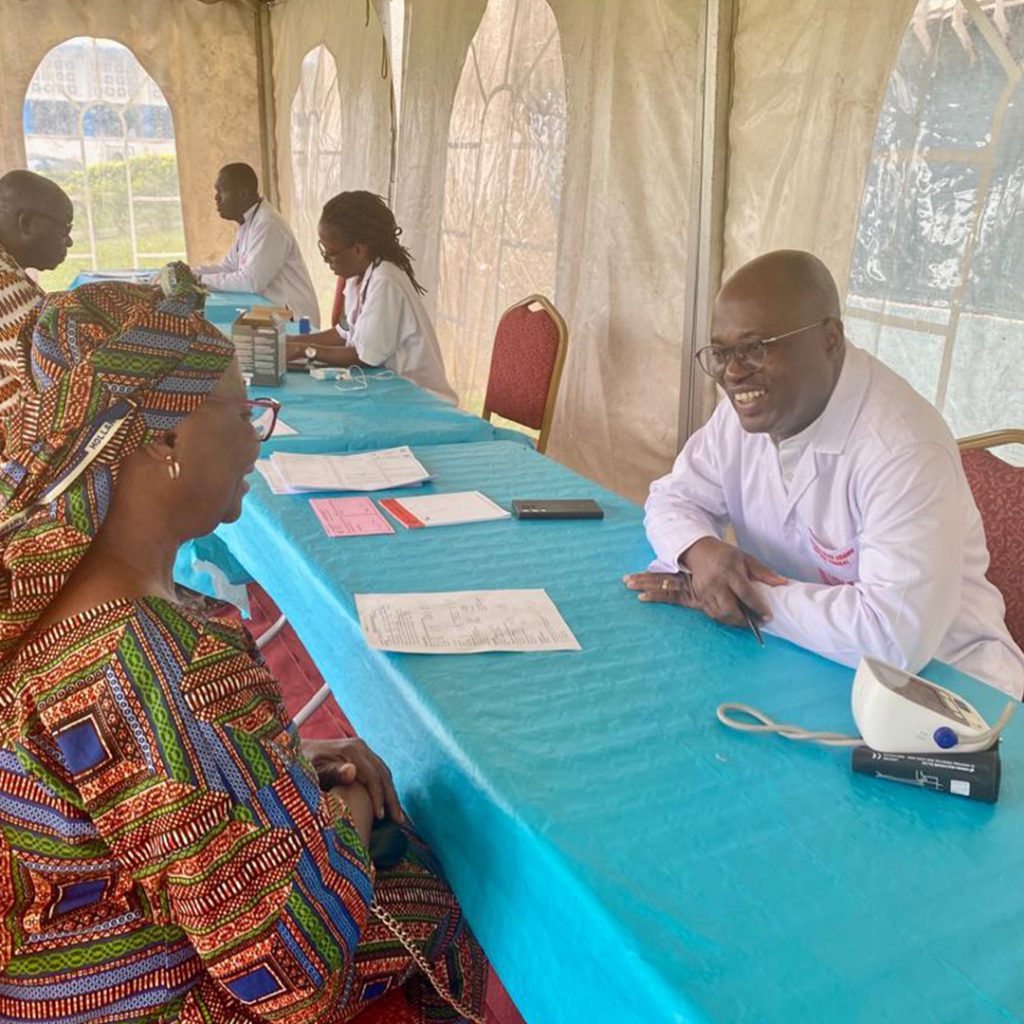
[256,446,430,494]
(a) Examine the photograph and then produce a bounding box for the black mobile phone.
[511,499,604,520]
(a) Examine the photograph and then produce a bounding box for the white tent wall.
[269,0,394,324]
[0,0,947,501]
[724,0,917,285]
[544,0,697,500]
[380,0,698,501]
[0,0,263,266]
[389,0,489,325]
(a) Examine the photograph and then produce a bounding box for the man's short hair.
[218,163,259,193]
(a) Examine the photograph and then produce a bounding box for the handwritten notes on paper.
[355,589,580,654]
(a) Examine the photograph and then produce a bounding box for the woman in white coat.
[290,192,457,404]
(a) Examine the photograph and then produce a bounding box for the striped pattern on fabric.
[0,268,233,661]
[0,596,487,1022]
[0,244,42,454]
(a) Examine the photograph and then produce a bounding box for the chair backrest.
[958,429,1024,649]
[482,295,568,454]
[331,276,346,327]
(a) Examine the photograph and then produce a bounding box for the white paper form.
[253,459,290,494]
[268,446,430,492]
[355,589,581,653]
[380,490,510,528]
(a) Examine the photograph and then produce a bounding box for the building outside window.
[23,36,187,290]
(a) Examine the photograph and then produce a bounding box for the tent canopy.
[1,0,1017,498]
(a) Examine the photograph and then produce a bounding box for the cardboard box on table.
[230,307,289,386]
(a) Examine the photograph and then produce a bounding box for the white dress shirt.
[644,342,1024,697]
[196,200,320,327]
[341,261,457,405]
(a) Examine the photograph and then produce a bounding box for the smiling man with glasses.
[624,249,1023,698]
[0,169,75,453]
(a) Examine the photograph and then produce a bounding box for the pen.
[739,601,764,646]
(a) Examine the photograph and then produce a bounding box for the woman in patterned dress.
[0,266,488,1023]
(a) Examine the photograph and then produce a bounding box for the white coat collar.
[794,340,869,456]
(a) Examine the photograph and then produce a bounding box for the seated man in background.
[625,249,1024,698]
[0,169,74,450]
[195,161,320,326]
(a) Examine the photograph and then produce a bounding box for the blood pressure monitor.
[851,657,996,754]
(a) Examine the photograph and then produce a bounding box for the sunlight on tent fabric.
[290,45,344,323]
[436,0,566,415]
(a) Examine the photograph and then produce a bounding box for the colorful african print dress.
[0,596,487,1023]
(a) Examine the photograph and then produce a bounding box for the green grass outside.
[40,229,187,292]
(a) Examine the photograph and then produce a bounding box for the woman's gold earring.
[166,455,181,481]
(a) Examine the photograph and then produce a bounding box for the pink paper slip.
[310,497,395,537]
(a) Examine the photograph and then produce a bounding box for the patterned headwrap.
[0,263,233,660]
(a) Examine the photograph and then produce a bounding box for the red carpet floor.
[241,584,527,1024]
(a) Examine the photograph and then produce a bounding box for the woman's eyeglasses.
[208,395,282,441]
[318,238,354,262]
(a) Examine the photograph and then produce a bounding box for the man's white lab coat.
[645,342,1024,697]
[197,200,320,326]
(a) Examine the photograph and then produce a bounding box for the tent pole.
[677,0,735,451]
[255,1,279,206]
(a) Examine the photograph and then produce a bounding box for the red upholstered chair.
[958,429,1024,651]
[482,295,568,454]
[331,276,346,327]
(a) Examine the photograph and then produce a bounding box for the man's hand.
[301,737,404,823]
[624,537,788,628]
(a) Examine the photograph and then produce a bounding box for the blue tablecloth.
[212,439,1024,1024]
[251,372,527,454]
[171,374,529,599]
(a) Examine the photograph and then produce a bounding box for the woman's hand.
[301,737,404,823]
[329,782,374,846]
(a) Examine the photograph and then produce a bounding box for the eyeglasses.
[207,395,282,441]
[318,238,352,262]
[694,319,829,378]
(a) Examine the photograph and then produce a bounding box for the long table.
[213,438,1024,1024]
[251,372,527,453]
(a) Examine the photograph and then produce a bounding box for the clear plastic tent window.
[290,44,344,323]
[847,0,1024,456]
[436,0,567,416]
[24,36,187,293]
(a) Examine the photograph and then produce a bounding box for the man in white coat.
[625,249,1024,698]
[195,163,320,326]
